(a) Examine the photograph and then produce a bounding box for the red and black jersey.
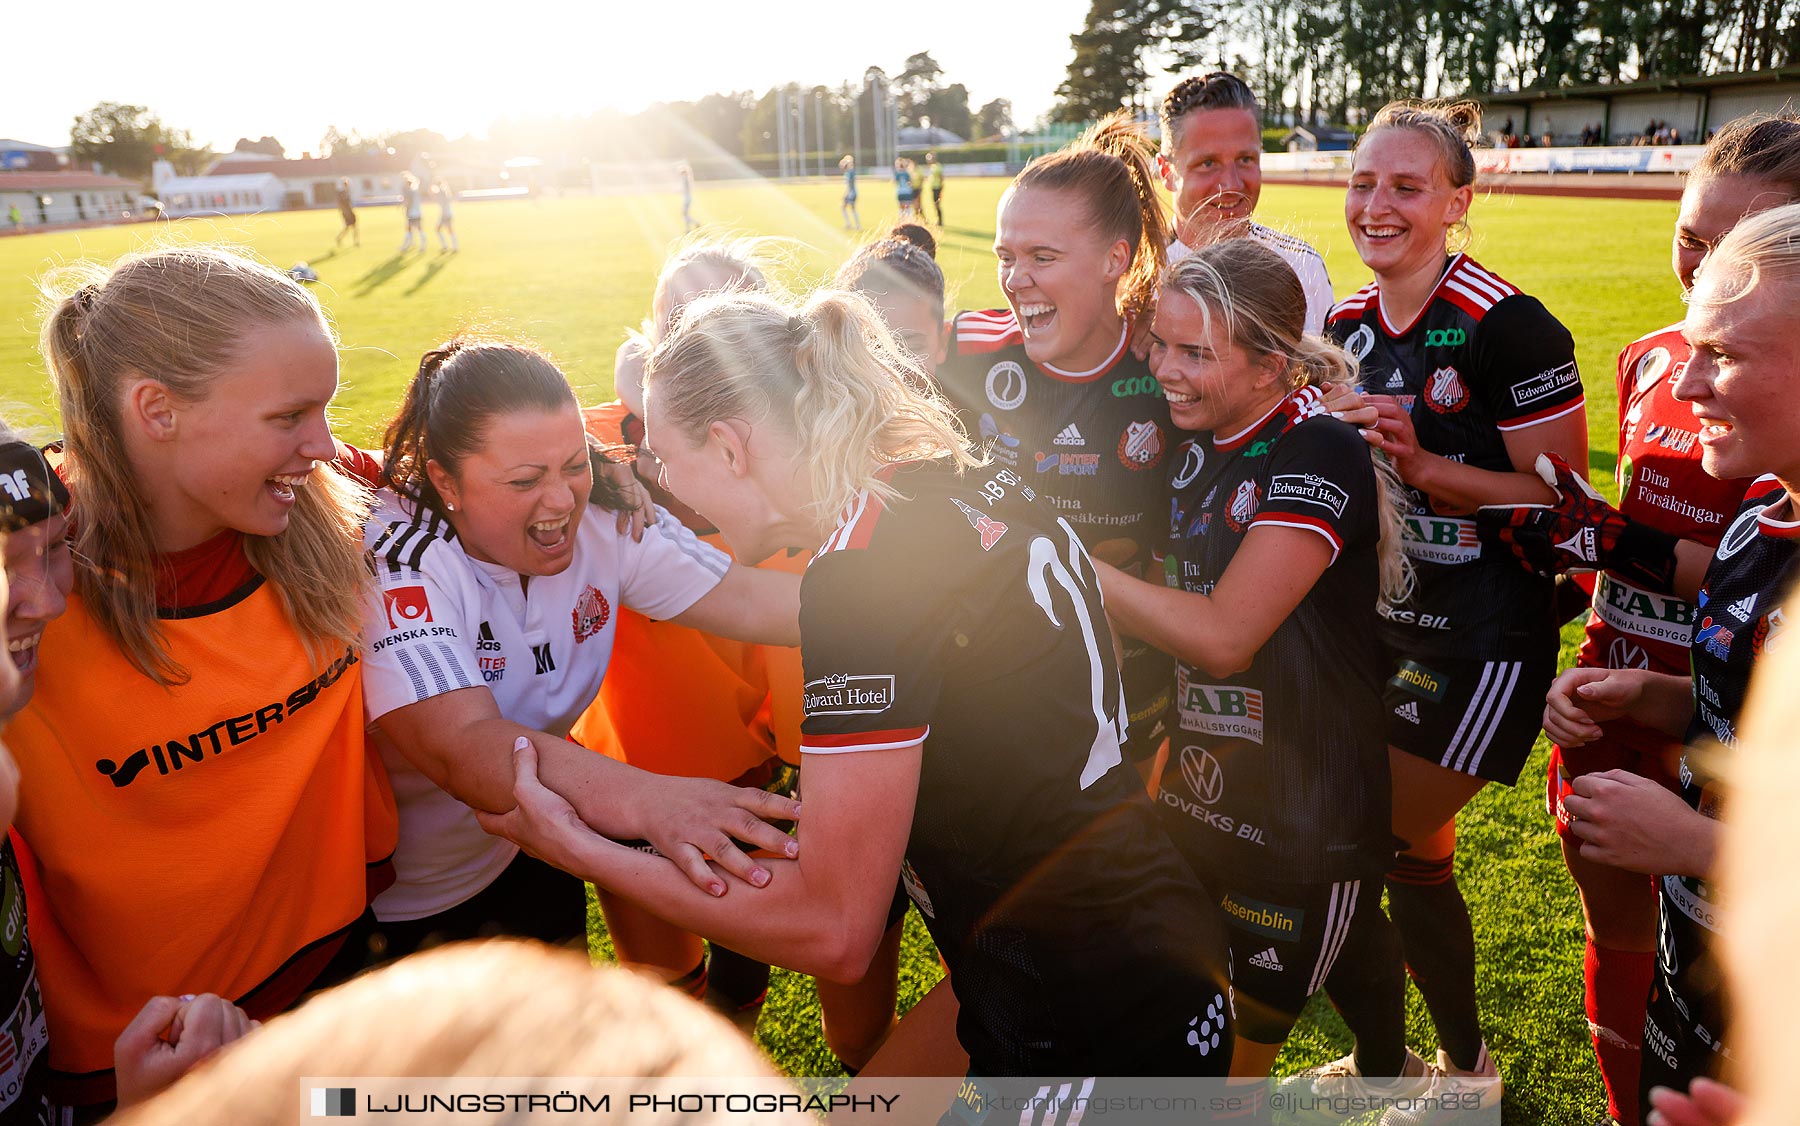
[939,309,1175,749]
[1157,388,1392,884]
[1656,477,1800,1082]
[798,459,1231,1075]
[1579,325,1753,680]
[1327,254,1584,659]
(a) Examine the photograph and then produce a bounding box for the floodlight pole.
[775,87,788,179]
[815,90,824,178]
[795,86,806,180]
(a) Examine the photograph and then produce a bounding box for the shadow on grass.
[403,256,453,297]
[352,254,413,297]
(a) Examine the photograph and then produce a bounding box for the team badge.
[1171,440,1205,490]
[984,361,1027,411]
[1425,366,1469,413]
[571,584,611,642]
[383,585,433,630]
[1118,420,1166,471]
[1224,479,1260,532]
[950,497,1008,550]
[1635,347,1671,392]
[1754,607,1786,656]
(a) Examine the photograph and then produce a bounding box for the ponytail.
[645,289,980,523]
[1010,110,1170,324]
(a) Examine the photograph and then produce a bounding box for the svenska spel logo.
[310,1087,356,1117]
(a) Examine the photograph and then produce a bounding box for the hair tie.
[72,284,99,315]
[787,315,811,346]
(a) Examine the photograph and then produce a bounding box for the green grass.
[0,180,1683,1124]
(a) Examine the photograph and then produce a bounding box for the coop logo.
[803,673,897,717]
[1400,515,1481,564]
[1424,327,1466,348]
[1511,360,1582,407]
[1594,574,1695,646]
[1344,325,1376,362]
[1425,366,1469,413]
[382,586,433,630]
[1267,473,1349,518]
[1177,669,1265,743]
[571,585,611,643]
[1111,374,1163,398]
[985,361,1027,411]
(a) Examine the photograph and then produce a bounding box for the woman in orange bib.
[10,247,398,1110]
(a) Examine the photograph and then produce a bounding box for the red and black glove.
[1477,453,1679,590]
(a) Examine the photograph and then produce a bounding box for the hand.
[587,440,656,541]
[1543,667,1643,747]
[1646,1077,1745,1126]
[1128,319,1154,362]
[1562,769,1714,875]
[114,993,257,1107]
[1320,383,1381,447]
[1475,452,1618,577]
[1362,395,1425,472]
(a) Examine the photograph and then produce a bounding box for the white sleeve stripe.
[1461,262,1519,296]
[1495,398,1585,431]
[434,642,476,690]
[646,510,732,578]
[1451,267,1507,304]
[799,727,931,754]
[394,648,430,701]
[1444,278,1499,310]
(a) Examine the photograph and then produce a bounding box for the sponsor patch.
[1178,745,1224,805]
[571,585,611,642]
[1634,347,1671,392]
[949,497,1008,551]
[1400,515,1481,564]
[1033,451,1100,476]
[1267,473,1349,518]
[1608,638,1650,670]
[1389,660,1446,702]
[1344,324,1376,362]
[803,673,897,717]
[985,360,1027,411]
[1594,573,1695,646]
[1172,440,1206,490]
[1053,423,1085,446]
[1177,666,1264,744]
[1662,874,1720,932]
[978,413,1020,464]
[383,585,433,630]
[1218,891,1304,941]
[1511,360,1581,407]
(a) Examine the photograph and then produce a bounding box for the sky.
[5,1,1092,154]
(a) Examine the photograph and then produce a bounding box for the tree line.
[1054,0,1800,125]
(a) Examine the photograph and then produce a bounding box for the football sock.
[670,955,708,1001]
[1386,851,1484,1072]
[1323,893,1409,1077]
[1587,939,1653,1126]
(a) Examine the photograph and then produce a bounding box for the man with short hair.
[1158,73,1333,333]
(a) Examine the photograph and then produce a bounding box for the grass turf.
[0,179,1682,1123]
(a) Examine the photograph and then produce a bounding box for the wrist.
[1399,449,1443,492]
[1605,519,1681,591]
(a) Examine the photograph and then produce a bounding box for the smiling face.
[994,184,1130,370]
[428,404,592,576]
[1676,267,1800,483]
[1673,173,1793,291]
[1147,286,1288,436]
[138,317,341,552]
[1344,128,1472,280]
[2,513,71,715]
[1160,107,1264,247]
[640,401,813,564]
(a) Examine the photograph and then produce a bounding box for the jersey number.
[1026,520,1127,790]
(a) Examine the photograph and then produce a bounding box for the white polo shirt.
[1169,221,1334,336]
[361,493,729,920]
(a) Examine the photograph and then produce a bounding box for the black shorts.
[1210,875,1367,1044]
[1640,968,1731,1108]
[365,850,588,964]
[1384,654,1557,784]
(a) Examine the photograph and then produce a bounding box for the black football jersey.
[1326,255,1583,659]
[940,309,1175,747]
[1656,477,1800,1072]
[1157,388,1392,884]
[0,839,50,1126]
[798,459,1231,1075]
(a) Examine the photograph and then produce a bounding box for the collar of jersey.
[1757,491,1800,538]
[1213,391,1294,451]
[1376,253,1464,338]
[1038,321,1130,382]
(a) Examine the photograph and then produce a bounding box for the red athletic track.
[1265,173,1684,201]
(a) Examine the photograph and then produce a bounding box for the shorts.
[1639,967,1730,1109]
[844,192,858,204]
[1210,875,1366,1044]
[364,850,587,964]
[1547,736,1680,839]
[1384,654,1557,784]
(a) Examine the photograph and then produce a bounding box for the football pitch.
[0,179,1684,1123]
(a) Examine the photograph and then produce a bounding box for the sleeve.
[1250,418,1376,565]
[331,441,384,488]
[361,538,483,722]
[1298,251,1334,337]
[797,549,944,755]
[614,503,730,620]
[1474,294,1585,432]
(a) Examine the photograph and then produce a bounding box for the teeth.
[1363,226,1403,237]
[7,634,37,653]
[1700,422,1732,438]
[1018,303,1055,318]
[268,473,309,487]
[1164,389,1199,404]
[530,520,565,532]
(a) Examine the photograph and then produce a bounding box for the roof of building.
[0,139,61,153]
[204,150,414,178]
[159,172,287,192]
[1480,64,1800,105]
[0,170,139,192]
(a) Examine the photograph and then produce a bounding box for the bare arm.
[1368,396,1587,512]
[670,563,803,647]
[1098,525,1335,678]
[480,740,920,982]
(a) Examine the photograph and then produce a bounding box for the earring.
[446,502,455,512]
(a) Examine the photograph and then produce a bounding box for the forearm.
[1100,563,1245,677]
[412,717,647,837]
[1671,538,1714,603]
[676,567,803,646]
[1625,671,1699,738]
[1666,807,1721,880]
[1409,454,1556,512]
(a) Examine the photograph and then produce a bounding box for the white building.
[201,150,426,209]
[152,168,287,217]
[0,170,141,228]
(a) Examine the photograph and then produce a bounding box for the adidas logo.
[1395,701,1421,724]
[1248,946,1283,972]
[1385,371,1405,389]
[1053,423,1085,447]
[1727,594,1757,622]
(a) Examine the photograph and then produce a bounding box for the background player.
[360,335,806,957]
[399,172,425,254]
[482,286,1235,1087]
[1099,241,1419,1085]
[840,154,861,231]
[925,152,944,226]
[1314,99,1588,1108]
[433,178,458,252]
[937,111,1176,765]
[1539,201,1800,1112]
[1158,72,1334,334]
[333,177,359,249]
[17,247,398,1112]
